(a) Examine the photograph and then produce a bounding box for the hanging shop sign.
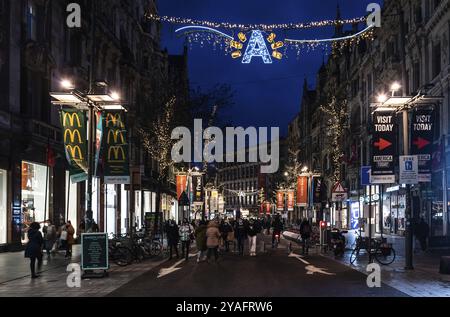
[192,173,204,205]
[176,174,188,201]
[313,177,325,204]
[276,191,284,211]
[60,109,88,183]
[371,111,397,184]
[287,190,295,211]
[103,111,130,184]
[399,155,419,185]
[411,109,434,183]
[297,176,308,207]
[94,111,104,178]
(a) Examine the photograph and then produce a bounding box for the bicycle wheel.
[151,242,162,256]
[350,248,359,265]
[114,246,133,266]
[375,246,396,265]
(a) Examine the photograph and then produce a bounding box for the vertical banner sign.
[411,109,434,182]
[276,191,284,211]
[60,109,88,183]
[211,190,218,212]
[192,174,204,205]
[287,190,295,211]
[313,178,323,204]
[176,174,187,201]
[371,111,397,184]
[104,111,130,184]
[94,111,104,177]
[297,176,308,207]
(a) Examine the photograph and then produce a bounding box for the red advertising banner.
[287,190,295,211]
[265,202,271,214]
[276,191,285,211]
[297,176,308,207]
[176,174,187,201]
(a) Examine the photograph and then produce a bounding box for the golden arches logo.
[106,113,124,128]
[108,146,126,162]
[64,129,83,144]
[66,145,84,161]
[63,112,82,127]
[107,129,125,145]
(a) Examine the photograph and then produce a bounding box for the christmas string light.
[146,13,366,31]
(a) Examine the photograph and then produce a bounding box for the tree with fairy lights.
[319,96,348,183]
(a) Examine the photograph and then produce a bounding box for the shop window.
[432,42,442,79]
[21,161,50,243]
[65,172,78,237]
[105,184,117,235]
[121,185,128,234]
[0,170,6,244]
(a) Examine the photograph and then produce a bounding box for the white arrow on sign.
[157,253,197,279]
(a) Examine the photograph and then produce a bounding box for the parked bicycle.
[350,231,396,265]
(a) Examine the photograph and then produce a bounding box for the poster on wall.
[371,111,397,184]
[410,109,434,182]
[297,176,308,207]
[103,111,130,184]
[60,109,88,183]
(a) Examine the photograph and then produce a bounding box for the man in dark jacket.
[234,218,247,256]
[25,222,43,278]
[272,216,283,248]
[166,220,180,260]
[415,218,430,251]
[300,218,312,255]
[220,220,233,252]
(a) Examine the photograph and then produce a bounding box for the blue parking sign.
[361,166,371,186]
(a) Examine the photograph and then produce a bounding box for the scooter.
[330,228,347,256]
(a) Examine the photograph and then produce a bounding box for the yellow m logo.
[66,145,83,161]
[64,129,83,144]
[106,113,124,128]
[108,146,126,162]
[107,129,125,144]
[63,113,82,127]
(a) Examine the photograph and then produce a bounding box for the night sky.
[158,0,380,136]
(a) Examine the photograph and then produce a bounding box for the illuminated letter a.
[242,30,272,64]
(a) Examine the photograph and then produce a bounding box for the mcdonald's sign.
[107,146,126,162]
[66,145,84,161]
[63,112,82,127]
[106,113,124,128]
[107,129,125,144]
[103,110,129,184]
[64,129,83,144]
[60,110,88,182]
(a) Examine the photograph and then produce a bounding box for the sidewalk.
[0,246,167,297]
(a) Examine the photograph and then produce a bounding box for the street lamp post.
[51,80,124,233]
[374,83,442,270]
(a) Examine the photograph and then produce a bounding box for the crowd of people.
[162,214,313,264]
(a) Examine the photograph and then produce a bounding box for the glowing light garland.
[146,13,366,31]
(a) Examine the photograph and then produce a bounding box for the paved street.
[108,236,407,297]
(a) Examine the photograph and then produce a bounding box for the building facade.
[0,0,188,251]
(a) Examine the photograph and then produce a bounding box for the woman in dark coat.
[166,220,180,260]
[25,222,43,278]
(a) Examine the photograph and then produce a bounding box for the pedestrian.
[415,218,430,251]
[25,222,43,278]
[206,221,221,263]
[195,220,208,263]
[43,220,57,256]
[272,215,283,248]
[92,221,99,233]
[179,218,194,261]
[65,221,75,258]
[246,218,259,256]
[300,218,312,255]
[220,219,233,252]
[167,220,180,260]
[234,218,247,256]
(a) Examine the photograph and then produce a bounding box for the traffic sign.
[361,166,371,186]
[399,155,419,185]
[332,182,348,202]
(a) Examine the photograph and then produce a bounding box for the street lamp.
[51,79,125,233]
[372,81,443,270]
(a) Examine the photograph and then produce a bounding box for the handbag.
[60,230,68,241]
